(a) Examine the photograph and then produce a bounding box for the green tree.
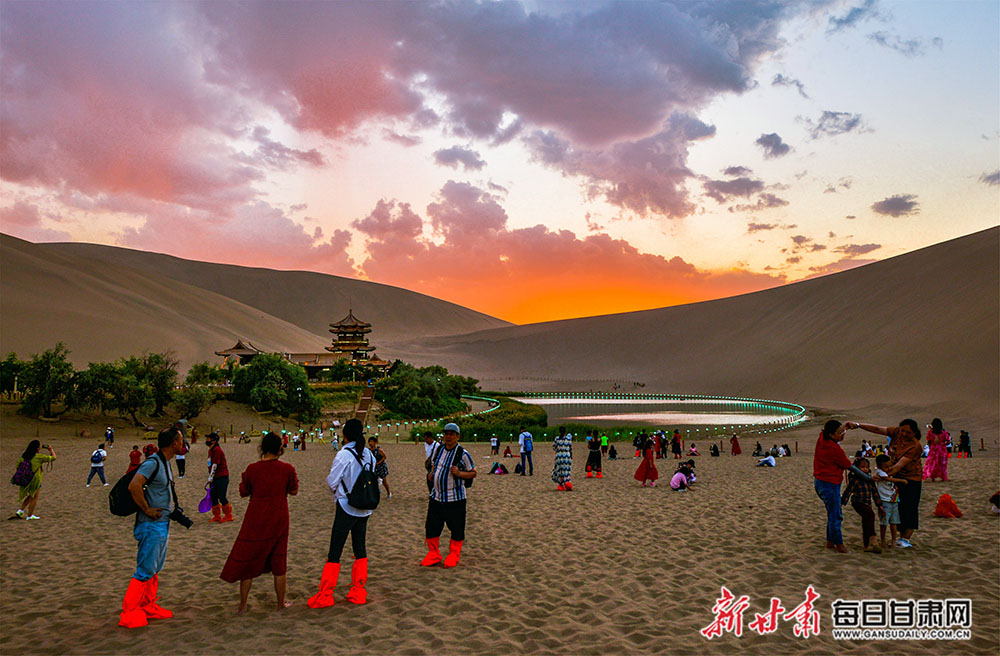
[185,361,227,386]
[69,361,120,415]
[376,361,479,419]
[174,384,215,420]
[137,351,179,416]
[19,343,75,418]
[232,354,319,421]
[1,352,26,395]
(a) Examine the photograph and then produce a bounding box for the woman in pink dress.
[922,417,949,482]
[220,432,298,614]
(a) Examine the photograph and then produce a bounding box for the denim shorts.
[880,500,900,526]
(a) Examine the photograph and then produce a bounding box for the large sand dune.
[388,228,999,416]
[41,241,511,343]
[0,235,328,368]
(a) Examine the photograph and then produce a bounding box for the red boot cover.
[141,574,173,619]
[442,540,463,568]
[307,562,340,608]
[119,578,149,628]
[420,537,442,566]
[345,558,368,604]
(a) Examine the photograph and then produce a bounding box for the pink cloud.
[0,201,72,241]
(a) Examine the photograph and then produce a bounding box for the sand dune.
[388,228,999,416]
[0,234,328,368]
[41,240,511,344]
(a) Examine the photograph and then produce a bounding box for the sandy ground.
[1,421,997,655]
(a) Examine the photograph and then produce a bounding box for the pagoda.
[214,339,263,366]
[326,309,377,361]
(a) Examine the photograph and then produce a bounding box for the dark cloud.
[827,0,879,33]
[730,193,790,213]
[835,243,881,256]
[433,146,487,171]
[868,32,942,57]
[801,256,879,280]
[846,215,857,219]
[771,73,808,98]
[871,194,919,217]
[724,165,753,177]
[383,130,422,147]
[979,170,1000,186]
[747,221,796,233]
[755,132,791,158]
[802,111,868,139]
[823,177,853,193]
[791,234,812,246]
[0,201,73,241]
[810,243,827,252]
[785,256,801,264]
[704,177,764,203]
[249,126,324,168]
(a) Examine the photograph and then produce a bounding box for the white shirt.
[91,448,107,467]
[325,444,377,517]
[425,441,436,458]
[490,437,498,447]
[518,431,532,454]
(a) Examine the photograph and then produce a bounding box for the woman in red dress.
[730,434,742,456]
[220,432,298,614]
[634,433,659,487]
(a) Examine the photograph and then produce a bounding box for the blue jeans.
[87,467,106,485]
[814,479,843,545]
[520,451,533,475]
[134,518,170,581]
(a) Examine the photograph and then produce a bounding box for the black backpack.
[109,455,161,517]
[341,447,380,510]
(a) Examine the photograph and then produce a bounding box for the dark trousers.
[425,499,466,541]
[851,499,876,545]
[898,480,921,532]
[520,451,533,475]
[327,503,368,562]
[87,466,106,484]
[210,475,230,506]
[176,458,186,477]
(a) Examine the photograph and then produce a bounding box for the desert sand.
[1,421,997,655]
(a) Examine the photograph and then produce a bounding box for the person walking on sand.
[205,432,234,523]
[119,427,183,628]
[175,435,189,479]
[221,432,298,614]
[421,423,476,567]
[922,418,949,482]
[600,432,609,456]
[847,419,924,548]
[368,436,391,500]
[105,426,115,449]
[551,426,573,491]
[585,432,603,478]
[309,420,377,608]
[87,443,108,487]
[518,426,534,476]
[813,420,872,554]
[634,433,659,487]
[14,440,55,520]
[126,445,143,473]
[730,433,742,456]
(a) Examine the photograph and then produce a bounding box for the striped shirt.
[428,443,475,503]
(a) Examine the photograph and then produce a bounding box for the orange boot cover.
[420,537,442,566]
[933,494,963,518]
[209,504,222,523]
[564,482,573,491]
[119,578,149,628]
[306,562,340,609]
[141,574,173,619]
[442,540,463,568]
[221,503,234,522]
[345,558,368,605]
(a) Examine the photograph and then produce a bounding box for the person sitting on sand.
[757,455,776,467]
[607,445,619,460]
[503,445,513,458]
[220,432,298,614]
[688,443,700,456]
[670,464,694,491]
[782,444,792,457]
[752,442,763,457]
[991,491,1000,515]
[710,444,720,457]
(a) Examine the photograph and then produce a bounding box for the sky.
[2,0,998,325]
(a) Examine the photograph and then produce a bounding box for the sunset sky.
[2,0,997,324]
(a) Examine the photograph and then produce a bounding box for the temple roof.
[330,309,371,330]
[214,339,263,356]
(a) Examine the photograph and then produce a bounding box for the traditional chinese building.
[326,309,377,360]
[214,339,263,366]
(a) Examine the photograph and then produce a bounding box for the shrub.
[376,362,478,419]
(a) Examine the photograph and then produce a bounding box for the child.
[873,454,907,548]
[368,436,391,499]
[841,457,884,553]
[669,465,694,491]
[503,445,513,458]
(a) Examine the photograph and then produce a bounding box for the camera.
[169,507,194,529]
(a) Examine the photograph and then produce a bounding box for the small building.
[214,339,263,366]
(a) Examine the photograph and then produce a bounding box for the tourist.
[600,432,609,455]
[175,434,189,479]
[634,432,658,487]
[730,433,742,456]
[518,426,534,476]
[958,430,972,458]
[502,445,513,458]
[423,431,437,458]
[607,445,619,460]
[551,426,573,491]
[688,443,700,456]
[490,435,499,456]
[752,441,763,456]
[220,432,298,614]
[206,432,234,523]
[14,440,55,520]
[308,419,377,608]
[873,454,906,549]
[709,444,720,457]
[632,433,642,458]
[421,423,476,567]
[368,436,391,500]
[841,457,884,552]
[585,432,603,478]
[119,427,183,628]
[651,430,661,459]
[142,443,158,458]
[757,454,776,467]
[669,464,694,491]
[782,444,793,457]
[814,420,870,553]
[127,445,143,473]
[86,443,108,487]
[105,426,115,449]
[671,431,682,459]
[847,419,924,548]
[922,418,949,481]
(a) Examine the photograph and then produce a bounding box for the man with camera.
[119,426,190,628]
